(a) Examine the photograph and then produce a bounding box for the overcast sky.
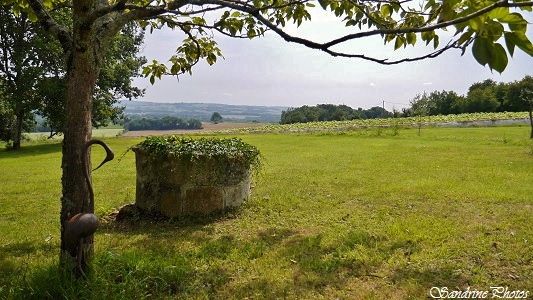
[132,9,533,111]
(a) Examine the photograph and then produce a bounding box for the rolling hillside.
[121,101,287,123]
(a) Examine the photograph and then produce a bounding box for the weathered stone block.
[183,186,224,215]
[133,147,252,217]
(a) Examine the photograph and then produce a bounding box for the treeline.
[403,76,533,117]
[281,104,392,124]
[124,116,202,131]
[281,75,533,124]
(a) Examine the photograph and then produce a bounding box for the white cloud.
[134,10,533,109]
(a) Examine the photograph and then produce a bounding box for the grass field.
[1,125,532,299]
[25,127,125,141]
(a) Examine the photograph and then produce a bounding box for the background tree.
[463,87,500,113]
[409,93,430,135]
[362,106,393,119]
[280,104,395,124]
[35,22,146,137]
[9,0,533,276]
[124,116,202,130]
[0,5,145,143]
[521,88,533,138]
[404,76,533,116]
[0,5,47,149]
[427,90,463,115]
[211,112,223,124]
[504,76,533,112]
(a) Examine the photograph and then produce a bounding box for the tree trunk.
[12,105,24,150]
[529,100,533,139]
[56,0,122,276]
[59,26,99,274]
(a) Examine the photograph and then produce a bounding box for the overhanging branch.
[323,0,533,48]
[24,0,533,67]
[24,0,72,52]
[194,0,533,64]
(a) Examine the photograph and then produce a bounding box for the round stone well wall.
[133,147,252,217]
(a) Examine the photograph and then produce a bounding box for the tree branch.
[24,0,72,52]
[25,0,533,68]
[192,0,532,64]
[323,0,533,49]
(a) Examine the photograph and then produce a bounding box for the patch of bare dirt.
[122,122,269,137]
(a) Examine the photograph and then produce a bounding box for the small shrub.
[391,124,401,136]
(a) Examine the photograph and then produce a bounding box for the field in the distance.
[122,122,268,137]
[0,125,532,299]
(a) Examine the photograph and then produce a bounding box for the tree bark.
[53,0,127,276]
[12,104,24,150]
[59,9,100,273]
[528,100,533,139]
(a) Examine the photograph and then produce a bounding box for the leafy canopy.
[7,0,533,80]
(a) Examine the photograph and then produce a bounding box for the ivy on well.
[136,136,261,170]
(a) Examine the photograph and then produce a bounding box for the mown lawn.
[25,127,125,141]
[0,126,532,299]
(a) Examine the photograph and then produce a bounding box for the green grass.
[1,126,532,299]
[25,127,125,142]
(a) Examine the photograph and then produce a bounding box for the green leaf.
[486,22,504,41]
[489,43,508,73]
[12,5,20,16]
[504,31,533,56]
[384,33,395,44]
[468,17,483,31]
[504,33,516,57]
[406,32,416,46]
[509,22,527,34]
[394,36,404,50]
[472,37,491,66]
[318,0,329,10]
[27,10,38,22]
[499,13,526,24]
[438,3,455,23]
[471,38,508,72]
[170,64,179,75]
[424,0,436,11]
[457,31,474,46]
[381,4,392,18]
[345,19,357,27]
[247,28,256,39]
[488,7,509,19]
[421,31,435,45]
[42,0,54,9]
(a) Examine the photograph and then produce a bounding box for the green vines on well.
[136,136,261,173]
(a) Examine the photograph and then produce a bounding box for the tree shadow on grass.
[96,210,472,298]
[232,231,469,298]
[0,240,53,257]
[388,267,471,297]
[8,203,474,299]
[0,241,54,274]
[0,142,61,158]
[5,226,471,299]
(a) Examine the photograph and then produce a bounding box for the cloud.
[135,12,533,109]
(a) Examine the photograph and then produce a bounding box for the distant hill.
[121,101,287,123]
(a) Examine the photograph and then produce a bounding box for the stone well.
[133,147,252,217]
